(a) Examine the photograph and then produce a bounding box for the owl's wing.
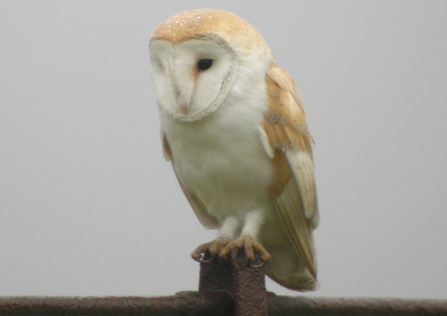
[162,133,220,229]
[260,65,318,279]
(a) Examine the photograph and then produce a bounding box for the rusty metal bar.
[1,248,446,315]
[0,292,234,315]
[267,295,447,315]
[1,293,446,315]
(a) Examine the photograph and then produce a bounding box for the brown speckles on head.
[150,9,269,52]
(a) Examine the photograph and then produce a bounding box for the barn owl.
[149,9,319,291]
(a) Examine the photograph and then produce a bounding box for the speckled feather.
[151,9,267,51]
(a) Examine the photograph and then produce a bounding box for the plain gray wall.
[1,1,446,298]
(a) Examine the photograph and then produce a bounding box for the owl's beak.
[169,75,191,114]
[180,103,189,114]
[167,65,194,115]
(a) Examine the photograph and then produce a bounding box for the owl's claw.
[250,261,266,268]
[195,252,214,263]
[191,236,232,262]
[220,235,271,264]
[192,235,271,266]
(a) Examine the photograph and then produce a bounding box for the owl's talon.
[191,241,212,262]
[220,235,271,264]
[200,256,213,263]
[191,236,232,262]
[195,251,213,263]
[250,261,265,268]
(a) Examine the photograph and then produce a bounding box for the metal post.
[199,248,267,316]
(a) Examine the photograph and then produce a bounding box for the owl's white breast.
[160,64,274,223]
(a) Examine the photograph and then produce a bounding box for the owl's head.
[149,9,272,121]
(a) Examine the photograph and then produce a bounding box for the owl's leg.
[191,216,239,262]
[220,210,271,262]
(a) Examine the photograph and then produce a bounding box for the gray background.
[1,1,446,298]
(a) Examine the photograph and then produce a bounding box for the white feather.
[257,125,275,159]
[285,148,319,227]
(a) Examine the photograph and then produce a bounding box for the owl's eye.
[197,58,213,71]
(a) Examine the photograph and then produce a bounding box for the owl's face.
[149,34,239,121]
[149,9,272,122]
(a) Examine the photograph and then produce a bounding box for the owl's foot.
[220,235,271,263]
[191,236,232,262]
